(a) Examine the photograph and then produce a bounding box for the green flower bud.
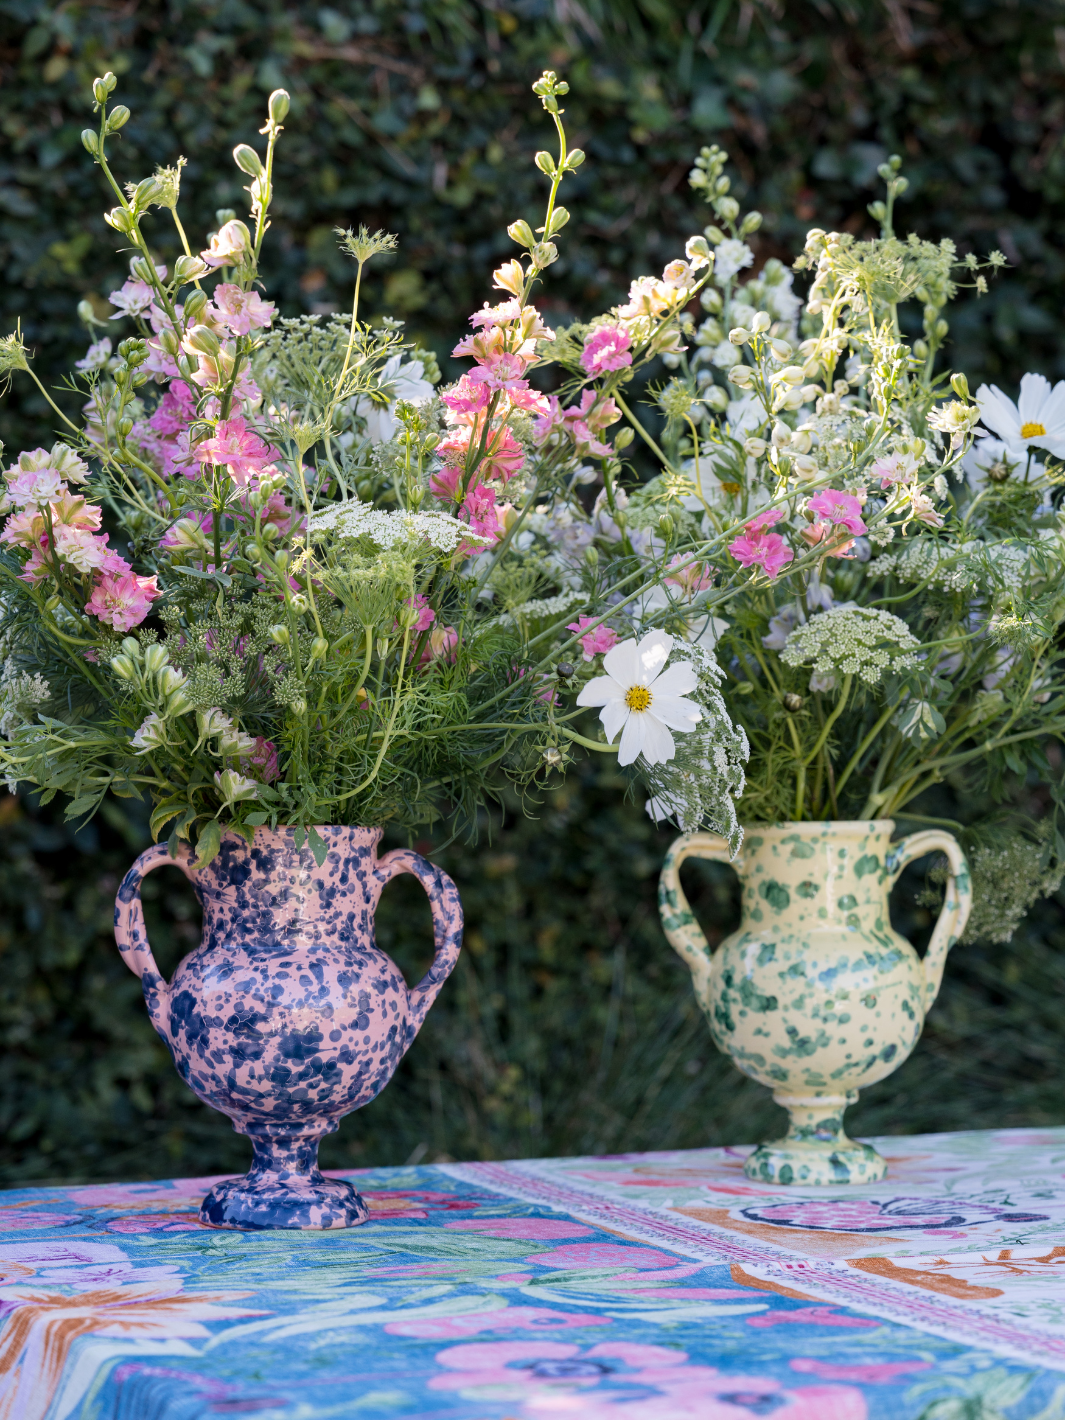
[950,372,970,401]
[106,105,131,133]
[233,143,264,177]
[110,654,136,680]
[268,89,290,124]
[44,593,61,612]
[104,207,136,235]
[529,241,558,269]
[613,427,635,451]
[186,324,220,356]
[92,73,117,105]
[174,254,209,284]
[77,299,97,326]
[120,637,141,658]
[507,220,536,248]
[309,636,329,662]
[81,129,100,157]
[268,624,290,647]
[534,151,556,176]
[143,644,169,673]
[183,289,208,322]
[563,148,585,170]
[117,417,134,438]
[716,195,740,222]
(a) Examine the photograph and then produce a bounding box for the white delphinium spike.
[576,629,702,767]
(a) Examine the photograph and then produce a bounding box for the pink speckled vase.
[113,826,463,1231]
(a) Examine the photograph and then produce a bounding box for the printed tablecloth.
[5,1127,1065,1419]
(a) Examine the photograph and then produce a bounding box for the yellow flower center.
[1020,421,1046,438]
[625,684,653,712]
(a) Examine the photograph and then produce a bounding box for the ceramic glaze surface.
[659,820,970,1186]
[114,826,463,1230]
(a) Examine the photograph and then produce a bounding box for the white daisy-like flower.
[576,629,702,767]
[354,357,434,443]
[962,435,1043,490]
[975,373,1065,458]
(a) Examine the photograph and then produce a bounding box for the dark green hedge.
[3,0,1065,1182]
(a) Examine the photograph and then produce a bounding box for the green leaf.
[195,818,222,868]
[244,811,270,826]
[307,825,329,867]
[64,795,101,820]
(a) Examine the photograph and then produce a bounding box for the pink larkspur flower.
[200,219,251,269]
[109,265,165,318]
[744,507,786,535]
[466,353,531,393]
[728,530,794,579]
[479,426,525,482]
[399,594,436,634]
[461,483,503,545]
[429,462,464,503]
[665,555,714,597]
[212,283,276,336]
[806,489,867,536]
[581,326,633,376]
[567,615,619,662]
[197,417,274,487]
[441,375,492,422]
[86,571,161,631]
[419,625,458,665]
[6,465,65,507]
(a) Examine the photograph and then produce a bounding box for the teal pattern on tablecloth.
[3,1129,1065,1418]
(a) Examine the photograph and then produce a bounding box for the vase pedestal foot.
[743,1091,887,1186]
[199,1123,369,1230]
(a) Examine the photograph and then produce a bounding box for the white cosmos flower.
[962,435,1043,490]
[355,357,434,443]
[975,373,1065,458]
[576,629,702,767]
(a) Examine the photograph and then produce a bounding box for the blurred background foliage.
[2,0,1065,1181]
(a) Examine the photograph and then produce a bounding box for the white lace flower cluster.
[0,659,50,739]
[308,501,471,553]
[641,642,748,853]
[873,539,1030,594]
[781,606,919,687]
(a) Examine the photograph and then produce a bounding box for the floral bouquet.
[0,70,749,865]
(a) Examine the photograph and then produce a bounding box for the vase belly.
[660,819,972,1186]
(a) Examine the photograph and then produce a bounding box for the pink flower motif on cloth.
[736,1196,1048,1231]
[567,615,619,662]
[212,283,276,335]
[197,417,275,486]
[790,1358,932,1383]
[581,325,633,376]
[747,1307,879,1329]
[522,1243,683,1270]
[428,1340,868,1418]
[105,1213,204,1234]
[0,1209,81,1231]
[86,571,161,631]
[387,1305,611,1340]
[806,489,867,536]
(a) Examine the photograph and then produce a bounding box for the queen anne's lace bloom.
[309,501,475,554]
[781,606,919,686]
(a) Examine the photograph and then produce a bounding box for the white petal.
[649,663,699,698]
[576,675,626,708]
[636,629,673,682]
[1018,372,1053,424]
[1033,433,1065,459]
[602,637,641,687]
[619,711,675,767]
[600,698,630,743]
[975,384,1020,441]
[650,694,704,731]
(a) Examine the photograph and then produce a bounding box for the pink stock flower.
[806,489,867,536]
[665,555,714,597]
[729,529,794,579]
[243,737,280,784]
[581,325,633,376]
[441,375,492,421]
[212,283,276,335]
[197,417,274,486]
[200,219,251,269]
[86,571,161,631]
[567,615,619,661]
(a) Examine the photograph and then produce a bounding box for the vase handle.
[658,831,735,1015]
[375,850,464,1036]
[886,829,972,1010]
[114,842,198,1040]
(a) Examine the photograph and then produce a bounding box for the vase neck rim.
[743,819,895,839]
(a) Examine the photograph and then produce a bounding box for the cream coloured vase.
[659,820,971,1185]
